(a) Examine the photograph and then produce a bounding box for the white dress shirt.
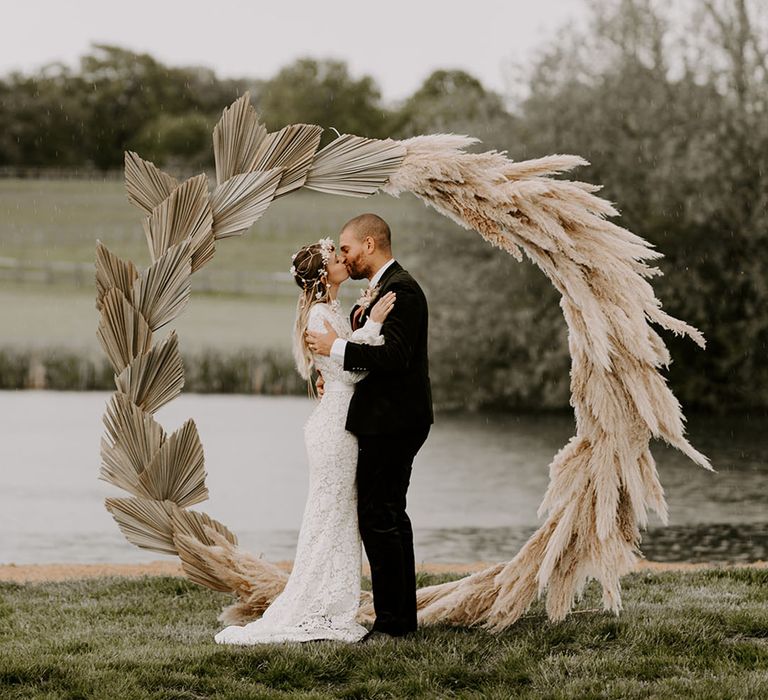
[330,258,396,363]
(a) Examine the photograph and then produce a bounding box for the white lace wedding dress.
[214,300,383,645]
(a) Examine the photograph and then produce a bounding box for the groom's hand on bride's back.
[315,372,325,397]
[306,320,338,357]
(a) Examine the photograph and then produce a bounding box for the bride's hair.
[290,242,333,386]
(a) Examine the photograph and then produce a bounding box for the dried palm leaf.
[190,230,216,274]
[305,134,407,197]
[170,505,238,547]
[100,392,166,485]
[95,240,138,312]
[132,239,192,331]
[250,124,323,198]
[137,418,207,508]
[96,288,152,373]
[105,497,178,554]
[115,331,184,415]
[124,151,179,216]
[212,92,269,185]
[106,497,235,556]
[99,438,148,497]
[210,169,283,239]
[142,174,213,267]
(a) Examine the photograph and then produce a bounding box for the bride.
[215,237,395,645]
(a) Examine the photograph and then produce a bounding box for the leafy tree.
[394,69,516,149]
[255,58,390,140]
[407,1,767,412]
[77,44,248,169]
[135,112,215,169]
[0,64,89,167]
[0,44,248,170]
[499,0,768,410]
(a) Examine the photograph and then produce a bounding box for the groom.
[306,213,433,639]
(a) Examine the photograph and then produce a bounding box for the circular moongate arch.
[96,93,711,630]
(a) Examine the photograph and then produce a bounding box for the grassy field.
[1,569,766,699]
[0,282,298,354]
[0,177,439,273]
[0,177,451,353]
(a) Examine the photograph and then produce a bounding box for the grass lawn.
[1,569,766,699]
[0,282,297,354]
[0,178,450,353]
[0,177,440,275]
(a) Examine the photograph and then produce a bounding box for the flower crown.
[290,237,335,301]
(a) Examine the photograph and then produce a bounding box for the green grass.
[0,282,297,354]
[0,177,439,274]
[0,177,446,353]
[1,569,766,698]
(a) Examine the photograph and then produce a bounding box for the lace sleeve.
[349,318,385,346]
[307,303,333,335]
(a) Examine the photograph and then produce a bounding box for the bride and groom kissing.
[215,212,433,645]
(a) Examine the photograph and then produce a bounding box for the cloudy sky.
[2,0,587,101]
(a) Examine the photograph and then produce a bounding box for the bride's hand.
[370,292,396,323]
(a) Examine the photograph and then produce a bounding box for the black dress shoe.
[360,629,396,644]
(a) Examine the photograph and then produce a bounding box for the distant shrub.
[0,347,306,396]
[0,349,30,388]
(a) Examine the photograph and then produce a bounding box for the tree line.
[0,45,511,171]
[1,0,765,412]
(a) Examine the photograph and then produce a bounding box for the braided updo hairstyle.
[290,242,333,385]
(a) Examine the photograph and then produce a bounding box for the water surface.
[1,391,765,565]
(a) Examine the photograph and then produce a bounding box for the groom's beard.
[346,260,371,281]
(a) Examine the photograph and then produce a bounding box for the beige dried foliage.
[95,241,138,312]
[105,497,236,557]
[97,95,709,633]
[98,94,408,597]
[379,134,710,629]
[305,134,407,197]
[210,169,283,239]
[142,174,214,273]
[252,124,323,198]
[105,497,180,555]
[115,331,185,415]
[212,93,323,197]
[132,239,192,331]
[212,92,268,185]
[124,151,179,216]
[138,418,207,508]
[96,288,152,373]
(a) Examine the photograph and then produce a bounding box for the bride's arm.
[349,318,384,346]
[348,292,395,346]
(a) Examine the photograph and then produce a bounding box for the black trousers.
[356,425,430,635]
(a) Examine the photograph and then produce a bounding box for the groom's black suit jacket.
[344,261,433,436]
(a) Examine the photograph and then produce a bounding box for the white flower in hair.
[355,283,381,310]
[317,237,334,265]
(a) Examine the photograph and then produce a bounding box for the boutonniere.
[355,283,381,310]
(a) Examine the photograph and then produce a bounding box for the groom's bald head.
[339,213,393,280]
[341,213,392,254]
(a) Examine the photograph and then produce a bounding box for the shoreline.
[1,559,765,584]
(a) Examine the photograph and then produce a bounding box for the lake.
[0,390,765,565]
